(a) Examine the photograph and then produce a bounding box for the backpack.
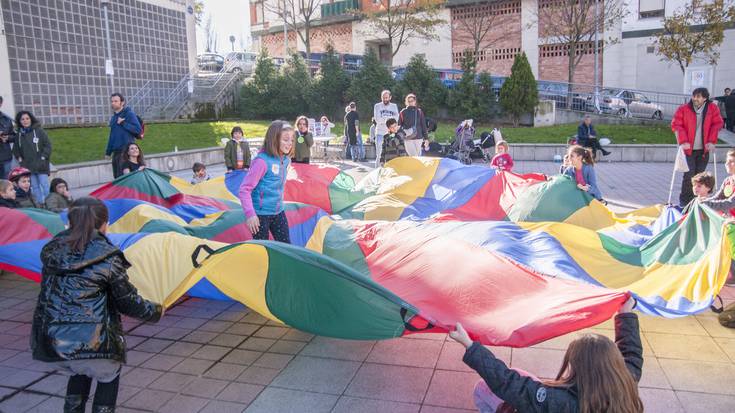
[712,295,735,329]
[134,115,145,140]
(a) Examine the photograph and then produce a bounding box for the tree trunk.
[566,45,576,110]
[304,24,311,61]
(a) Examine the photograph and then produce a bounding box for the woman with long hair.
[398,93,428,157]
[562,145,603,201]
[120,142,146,175]
[451,297,643,413]
[13,110,52,203]
[293,115,314,164]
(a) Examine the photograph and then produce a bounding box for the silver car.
[224,52,257,75]
[587,89,664,120]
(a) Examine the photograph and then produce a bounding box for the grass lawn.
[46,120,676,165]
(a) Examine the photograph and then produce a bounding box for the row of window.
[451,1,522,20]
[539,41,602,58]
[452,47,522,64]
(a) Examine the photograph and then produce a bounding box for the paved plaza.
[2,159,735,412]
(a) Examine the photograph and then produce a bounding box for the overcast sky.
[196,0,251,55]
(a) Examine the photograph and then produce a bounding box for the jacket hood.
[41,230,126,273]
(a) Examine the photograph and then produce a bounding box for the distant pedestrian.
[399,93,428,157]
[380,118,407,163]
[344,102,360,162]
[316,116,334,137]
[44,178,73,212]
[374,90,399,167]
[293,116,314,164]
[672,87,723,207]
[13,110,51,204]
[190,162,211,185]
[0,96,15,180]
[577,115,611,157]
[120,143,146,175]
[716,87,734,132]
[224,126,251,172]
[106,93,142,179]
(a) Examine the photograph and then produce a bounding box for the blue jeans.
[31,173,49,204]
[356,135,365,160]
[0,160,12,180]
[349,144,360,161]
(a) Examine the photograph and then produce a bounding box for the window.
[639,0,665,18]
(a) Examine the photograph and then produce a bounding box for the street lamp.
[100,0,115,92]
[282,0,289,55]
[593,0,600,113]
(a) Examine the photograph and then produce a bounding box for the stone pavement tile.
[509,348,566,380]
[191,344,231,361]
[227,323,260,336]
[660,359,735,394]
[238,337,276,352]
[215,310,248,323]
[676,391,735,412]
[638,315,708,336]
[123,388,176,411]
[639,388,685,413]
[183,331,219,344]
[241,312,268,325]
[200,400,248,413]
[157,394,210,413]
[27,373,68,396]
[331,396,420,413]
[423,370,478,410]
[1,352,54,372]
[300,337,375,361]
[221,349,262,366]
[367,338,443,369]
[204,362,248,381]
[135,338,173,353]
[281,329,314,342]
[130,324,167,337]
[235,366,281,385]
[124,335,146,349]
[3,335,32,351]
[149,372,196,393]
[210,333,247,348]
[419,406,475,412]
[160,341,203,357]
[252,352,293,370]
[0,391,48,412]
[172,317,207,330]
[153,314,183,327]
[715,337,735,362]
[646,332,729,362]
[170,358,216,376]
[268,340,307,355]
[253,326,289,339]
[141,353,186,371]
[0,348,19,364]
[155,327,192,341]
[436,342,481,373]
[404,332,447,341]
[346,363,434,404]
[0,367,47,388]
[216,382,265,404]
[121,367,164,388]
[271,356,360,394]
[638,357,672,389]
[696,313,735,339]
[116,384,142,404]
[181,377,229,398]
[198,320,234,333]
[27,395,64,412]
[244,387,338,413]
[124,350,156,367]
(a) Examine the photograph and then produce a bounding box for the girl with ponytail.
[562,145,604,201]
[31,197,163,412]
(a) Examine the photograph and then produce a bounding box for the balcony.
[321,0,360,18]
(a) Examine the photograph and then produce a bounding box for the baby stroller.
[476,129,498,163]
[448,120,475,165]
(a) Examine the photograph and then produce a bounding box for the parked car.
[586,88,664,119]
[224,51,257,74]
[537,81,588,111]
[197,53,225,72]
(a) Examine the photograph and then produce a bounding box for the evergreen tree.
[240,48,279,118]
[278,52,313,119]
[448,51,481,120]
[395,54,446,118]
[311,44,350,121]
[346,49,395,124]
[499,52,538,127]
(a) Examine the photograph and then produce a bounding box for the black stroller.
[447,120,475,165]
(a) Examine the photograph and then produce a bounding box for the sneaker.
[602,149,611,156]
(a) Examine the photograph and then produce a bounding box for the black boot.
[92,405,115,413]
[63,395,88,413]
[602,149,611,156]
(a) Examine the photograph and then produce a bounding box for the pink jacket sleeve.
[238,158,267,218]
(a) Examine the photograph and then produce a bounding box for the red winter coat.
[671,101,723,155]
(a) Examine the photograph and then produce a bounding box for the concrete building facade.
[250,0,733,95]
[0,0,198,125]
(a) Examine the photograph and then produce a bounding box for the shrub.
[499,52,538,127]
[310,43,350,121]
[395,54,446,118]
[346,49,396,123]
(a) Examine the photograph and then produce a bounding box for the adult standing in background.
[672,87,723,207]
[373,90,399,167]
[0,96,15,179]
[716,88,734,132]
[106,93,141,179]
[344,102,360,162]
[13,110,52,204]
[399,94,428,157]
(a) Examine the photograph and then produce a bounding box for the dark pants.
[0,159,12,180]
[253,210,290,243]
[111,150,124,179]
[578,137,606,158]
[726,115,734,132]
[67,374,120,407]
[680,149,710,206]
[293,158,310,164]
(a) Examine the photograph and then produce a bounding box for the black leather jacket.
[31,230,162,363]
[463,313,643,413]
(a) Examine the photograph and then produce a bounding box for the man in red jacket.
[672,88,724,207]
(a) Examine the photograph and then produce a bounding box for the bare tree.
[264,0,321,60]
[450,2,513,65]
[204,15,216,52]
[358,0,445,67]
[532,0,627,89]
[193,0,205,26]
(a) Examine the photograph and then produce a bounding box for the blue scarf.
[20,127,32,134]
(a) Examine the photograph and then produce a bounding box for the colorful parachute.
[0,158,731,347]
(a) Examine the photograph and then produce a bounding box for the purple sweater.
[238,158,267,218]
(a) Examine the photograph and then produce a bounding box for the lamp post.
[229,35,236,51]
[100,0,115,92]
[593,0,600,112]
[282,0,288,54]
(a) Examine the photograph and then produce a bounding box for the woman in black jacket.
[31,197,163,413]
[450,296,643,413]
[13,110,52,204]
[398,93,428,157]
